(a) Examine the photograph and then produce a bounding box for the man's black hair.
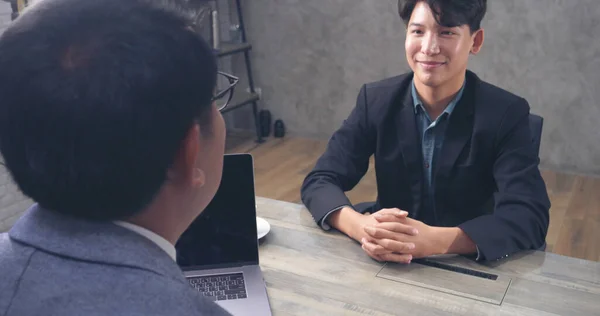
[0,0,218,220]
[398,0,487,32]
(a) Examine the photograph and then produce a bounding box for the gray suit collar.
[9,204,187,284]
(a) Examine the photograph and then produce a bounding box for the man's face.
[405,2,483,88]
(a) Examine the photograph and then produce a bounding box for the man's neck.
[125,199,197,245]
[125,213,180,245]
[414,75,466,119]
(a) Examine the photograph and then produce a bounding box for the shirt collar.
[113,221,177,261]
[411,77,466,117]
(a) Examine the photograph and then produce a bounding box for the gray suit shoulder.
[105,279,232,316]
[0,236,231,316]
[0,233,35,315]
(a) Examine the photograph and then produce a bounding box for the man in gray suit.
[0,0,233,315]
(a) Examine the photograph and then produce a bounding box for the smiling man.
[301,0,550,263]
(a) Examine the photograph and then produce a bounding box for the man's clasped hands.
[354,209,447,263]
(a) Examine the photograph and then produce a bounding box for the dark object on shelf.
[10,0,28,21]
[274,120,285,138]
[259,110,271,137]
[209,0,264,143]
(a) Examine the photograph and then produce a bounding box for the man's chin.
[415,73,443,88]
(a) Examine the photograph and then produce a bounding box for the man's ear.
[193,167,205,188]
[470,28,484,55]
[168,123,203,187]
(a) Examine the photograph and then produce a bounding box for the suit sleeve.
[300,84,376,227]
[458,98,550,261]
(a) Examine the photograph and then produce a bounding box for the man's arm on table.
[457,98,550,261]
[429,226,478,256]
[300,84,375,233]
[363,99,549,262]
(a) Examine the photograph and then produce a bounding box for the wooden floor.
[226,133,600,262]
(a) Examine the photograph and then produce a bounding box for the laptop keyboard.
[188,273,247,301]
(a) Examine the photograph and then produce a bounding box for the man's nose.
[421,33,440,55]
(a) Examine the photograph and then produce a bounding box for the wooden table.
[255,197,600,316]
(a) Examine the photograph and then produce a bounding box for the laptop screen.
[176,153,259,270]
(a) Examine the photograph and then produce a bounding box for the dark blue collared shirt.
[411,79,465,224]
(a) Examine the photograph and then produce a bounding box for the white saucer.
[256,217,271,239]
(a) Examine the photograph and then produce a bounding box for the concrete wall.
[0,0,32,232]
[0,1,12,32]
[235,0,600,176]
[0,2,34,232]
[0,163,33,232]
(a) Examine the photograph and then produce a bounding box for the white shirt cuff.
[319,205,349,230]
[475,245,482,261]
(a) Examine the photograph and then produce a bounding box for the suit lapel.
[395,84,424,218]
[434,72,477,183]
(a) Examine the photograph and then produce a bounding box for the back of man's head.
[0,0,217,220]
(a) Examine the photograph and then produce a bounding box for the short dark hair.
[398,0,487,33]
[0,0,217,220]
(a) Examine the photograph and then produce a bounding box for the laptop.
[175,153,272,315]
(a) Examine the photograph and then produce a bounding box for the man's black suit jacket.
[301,70,551,262]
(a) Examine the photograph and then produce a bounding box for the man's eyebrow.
[408,22,460,29]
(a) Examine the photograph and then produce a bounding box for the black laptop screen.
[175,154,259,269]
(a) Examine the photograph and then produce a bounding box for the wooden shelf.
[210,0,263,142]
[215,42,252,58]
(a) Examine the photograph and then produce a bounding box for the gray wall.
[0,0,33,232]
[236,0,600,176]
[0,0,32,232]
[0,1,11,32]
[0,162,33,232]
